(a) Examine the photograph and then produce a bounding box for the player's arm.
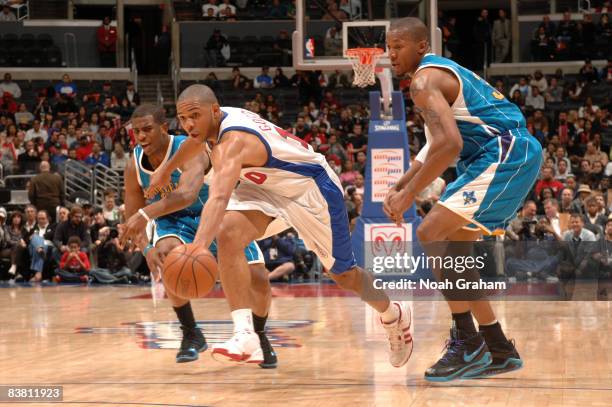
[120,157,149,249]
[400,71,462,197]
[145,137,207,198]
[193,133,246,249]
[138,153,209,220]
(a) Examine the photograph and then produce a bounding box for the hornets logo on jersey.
[133,135,208,217]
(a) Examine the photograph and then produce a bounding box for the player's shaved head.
[178,84,218,106]
[389,17,428,42]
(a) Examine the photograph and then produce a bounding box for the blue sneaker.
[464,338,522,378]
[176,326,208,363]
[424,327,492,382]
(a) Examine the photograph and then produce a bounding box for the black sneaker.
[257,331,277,369]
[176,326,208,363]
[464,338,522,378]
[424,328,492,382]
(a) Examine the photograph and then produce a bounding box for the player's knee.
[217,223,247,249]
[249,263,269,288]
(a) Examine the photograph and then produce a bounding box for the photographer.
[506,201,538,240]
[258,230,298,281]
[89,226,133,284]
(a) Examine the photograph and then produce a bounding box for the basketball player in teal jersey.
[384,18,541,381]
[121,104,277,367]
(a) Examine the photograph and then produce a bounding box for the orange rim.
[345,47,384,65]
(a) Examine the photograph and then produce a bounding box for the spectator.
[339,160,360,186]
[25,119,47,142]
[97,16,117,67]
[556,11,576,60]
[532,26,556,61]
[231,67,251,90]
[110,142,127,171]
[121,81,140,107]
[90,207,111,248]
[539,15,556,38]
[14,103,34,126]
[53,205,91,254]
[102,189,120,224]
[601,58,612,83]
[492,9,510,63]
[328,70,352,88]
[84,142,110,167]
[153,25,171,74]
[57,206,69,223]
[75,134,94,161]
[22,204,37,234]
[584,194,607,231]
[89,227,132,284]
[25,209,56,282]
[322,2,348,21]
[56,236,90,283]
[345,122,367,160]
[584,141,609,165]
[202,0,219,17]
[3,210,27,279]
[28,161,64,222]
[17,139,40,174]
[545,77,563,103]
[273,67,290,88]
[267,0,287,18]
[0,4,16,21]
[525,86,545,111]
[562,212,597,247]
[259,231,297,281]
[54,74,77,99]
[556,159,573,182]
[254,67,274,89]
[509,77,530,99]
[542,198,565,237]
[530,70,548,93]
[473,9,492,68]
[218,0,237,19]
[559,187,575,213]
[324,25,342,56]
[203,29,228,67]
[578,96,599,120]
[579,58,599,83]
[0,73,20,99]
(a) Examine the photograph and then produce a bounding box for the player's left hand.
[387,188,415,226]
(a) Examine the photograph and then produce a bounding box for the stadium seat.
[0,48,10,66]
[20,33,36,49]
[37,33,53,48]
[3,33,18,50]
[43,46,62,67]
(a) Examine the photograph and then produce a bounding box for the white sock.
[380,302,400,324]
[231,308,254,333]
[8,264,16,275]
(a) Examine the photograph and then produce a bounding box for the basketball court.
[1,284,610,406]
[2,1,610,406]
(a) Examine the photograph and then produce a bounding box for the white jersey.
[218,107,342,198]
[219,107,356,273]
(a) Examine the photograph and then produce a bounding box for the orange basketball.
[162,244,218,300]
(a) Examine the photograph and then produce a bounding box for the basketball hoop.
[345,48,384,88]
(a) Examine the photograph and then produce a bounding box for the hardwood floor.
[0,284,610,406]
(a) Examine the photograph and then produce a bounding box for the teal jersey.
[133,134,208,218]
[416,54,527,160]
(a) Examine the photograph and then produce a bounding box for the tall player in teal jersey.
[385,18,541,381]
[121,104,276,368]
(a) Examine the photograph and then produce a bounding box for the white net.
[346,48,383,88]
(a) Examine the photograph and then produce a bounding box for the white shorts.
[226,180,356,273]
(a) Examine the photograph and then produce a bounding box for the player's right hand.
[144,167,172,199]
[145,247,163,283]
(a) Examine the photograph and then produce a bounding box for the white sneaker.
[211,330,263,364]
[381,301,413,368]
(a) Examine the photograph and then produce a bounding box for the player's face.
[132,115,166,157]
[387,31,427,77]
[177,100,221,143]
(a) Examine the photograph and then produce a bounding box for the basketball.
[162,244,218,299]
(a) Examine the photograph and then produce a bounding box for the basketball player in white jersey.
[145,84,413,367]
